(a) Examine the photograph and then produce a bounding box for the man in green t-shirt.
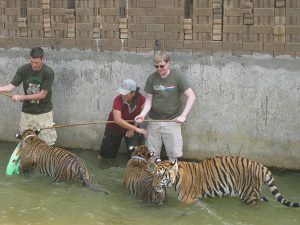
[0,47,57,145]
[135,51,196,162]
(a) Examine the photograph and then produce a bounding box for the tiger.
[152,156,300,207]
[16,128,91,187]
[124,145,167,206]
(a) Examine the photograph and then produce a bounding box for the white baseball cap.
[117,79,137,95]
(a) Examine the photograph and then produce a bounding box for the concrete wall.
[0,48,299,169]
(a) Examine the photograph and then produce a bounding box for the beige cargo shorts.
[20,111,57,146]
[145,121,183,159]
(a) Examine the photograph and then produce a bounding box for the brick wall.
[0,0,299,57]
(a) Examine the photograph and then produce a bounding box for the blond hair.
[153,51,170,64]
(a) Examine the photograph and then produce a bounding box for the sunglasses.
[154,64,166,69]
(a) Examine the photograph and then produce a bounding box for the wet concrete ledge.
[0,48,299,170]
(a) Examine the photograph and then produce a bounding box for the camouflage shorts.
[20,111,57,145]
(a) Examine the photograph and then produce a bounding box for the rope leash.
[0,92,12,98]
[39,119,176,131]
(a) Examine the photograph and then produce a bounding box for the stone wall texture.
[0,49,299,170]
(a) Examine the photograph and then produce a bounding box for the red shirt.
[106,93,145,134]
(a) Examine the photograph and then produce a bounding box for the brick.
[275,1,285,8]
[202,41,222,50]
[193,8,212,16]
[137,31,155,39]
[102,24,119,31]
[212,35,222,40]
[223,41,242,50]
[120,33,128,39]
[52,23,67,30]
[137,16,156,23]
[119,18,127,23]
[254,25,273,34]
[119,23,127,29]
[100,39,122,47]
[232,50,253,56]
[254,8,274,17]
[183,40,202,49]
[128,24,145,32]
[5,8,19,16]
[183,19,192,24]
[286,9,300,17]
[164,8,184,16]
[193,24,211,32]
[51,8,65,16]
[155,32,174,40]
[224,8,242,16]
[184,24,192,30]
[285,43,300,52]
[146,24,164,32]
[137,48,154,53]
[184,34,193,40]
[264,43,284,51]
[223,25,243,33]
[274,36,285,44]
[145,8,164,16]
[76,8,93,16]
[155,16,174,24]
[128,39,145,47]
[165,40,183,49]
[128,8,146,16]
[76,39,93,49]
[101,8,118,16]
[137,0,155,8]
[275,16,285,25]
[243,42,263,51]
[155,0,175,8]
[27,38,44,47]
[274,52,296,58]
[27,8,43,16]
[286,26,300,35]
[184,29,192,34]
[165,24,183,32]
[145,40,155,48]
[273,25,285,35]
[28,23,43,30]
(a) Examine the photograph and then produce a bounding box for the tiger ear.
[170,160,177,166]
[15,133,22,139]
[128,146,135,152]
[149,152,154,157]
[154,158,161,165]
[35,129,41,135]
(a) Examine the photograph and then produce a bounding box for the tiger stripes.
[152,156,299,207]
[17,129,91,187]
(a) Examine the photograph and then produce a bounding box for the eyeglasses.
[154,64,166,69]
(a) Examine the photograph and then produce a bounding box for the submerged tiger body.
[17,129,91,187]
[124,145,167,206]
[152,156,299,207]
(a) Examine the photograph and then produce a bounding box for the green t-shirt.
[11,63,54,114]
[144,70,190,119]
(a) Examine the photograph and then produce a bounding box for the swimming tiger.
[152,156,299,207]
[124,145,167,206]
[16,129,91,187]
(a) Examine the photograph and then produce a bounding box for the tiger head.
[152,159,178,193]
[129,145,154,162]
[16,128,40,142]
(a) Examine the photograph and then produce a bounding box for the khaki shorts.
[20,111,57,146]
[145,121,183,159]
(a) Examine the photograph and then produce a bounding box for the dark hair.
[131,87,140,106]
[30,47,44,59]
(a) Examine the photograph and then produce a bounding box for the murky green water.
[0,141,299,225]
